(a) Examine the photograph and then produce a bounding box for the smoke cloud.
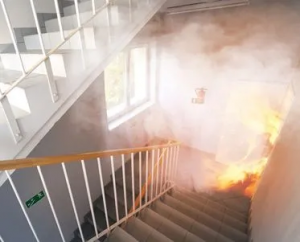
[150,1,299,192]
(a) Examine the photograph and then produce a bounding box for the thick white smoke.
[149,1,299,191]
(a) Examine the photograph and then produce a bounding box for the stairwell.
[69,147,250,242]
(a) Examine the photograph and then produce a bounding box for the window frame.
[105,43,154,127]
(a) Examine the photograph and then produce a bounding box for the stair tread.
[152,200,234,242]
[85,207,113,231]
[175,187,248,222]
[140,207,205,242]
[105,227,138,242]
[163,194,248,242]
[105,181,133,209]
[95,192,126,223]
[125,216,173,242]
[74,221,97,241]
[172,190,248,233]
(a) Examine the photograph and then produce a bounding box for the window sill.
[108,101,154,131]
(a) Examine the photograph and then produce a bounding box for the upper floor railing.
[0,140,180,242]
[0,0,165,161]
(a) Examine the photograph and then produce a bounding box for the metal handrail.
[0,140,180,170]
[1,140,180,242]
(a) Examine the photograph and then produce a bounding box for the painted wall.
[0,74,153,242]
[251,81,300,242]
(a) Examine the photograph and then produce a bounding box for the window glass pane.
[129,47,148,104]
[105,52,126,112]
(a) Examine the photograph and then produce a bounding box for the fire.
[216,93,283,197]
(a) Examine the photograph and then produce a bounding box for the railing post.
[5,171,40,242]
[121,154,128,216]
[97,158,110,234]
[150,150,155,201]
[0,96,22,143]
[29,0,58,103]
[145,151,149,203]
[131,153,135,212]
[37,166,66,242]
[139,152,142,208]
[155,149,160,197]
[110,156,119,222]
[81,160,98,238]
[74,0,86,68]
[61,163,84,242]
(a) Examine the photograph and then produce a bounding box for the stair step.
[163,194,248,242]
[45,7,120,32]
[85,207,114,231]
[200,191,250,214]
[63,0,105,15]
[176,187,248,223]
[105,227,138,242]
[140,207,205,242]
[125,216,172,242]
[0,52,67,77]
[171,190,248,233]
[95,192,126,223]
[152,200,234,242]
[74,222,97,241]
[24,28,96,50]
[105,181,133,209]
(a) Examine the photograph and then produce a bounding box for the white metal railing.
[0,0,109,143]
[0,0,163,148]
[0,141,180,242]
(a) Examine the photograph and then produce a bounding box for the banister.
[129,141,170,214]
[0,141,180,171]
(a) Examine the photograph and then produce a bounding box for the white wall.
[251,79,300,242]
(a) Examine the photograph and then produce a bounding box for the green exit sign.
[25,191,45,208]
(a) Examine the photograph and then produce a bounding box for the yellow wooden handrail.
[0,140,180,171]
[129,141,171,213]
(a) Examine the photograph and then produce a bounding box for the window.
[104,45,154,129]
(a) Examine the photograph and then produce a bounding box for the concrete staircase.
[69,150,250,242]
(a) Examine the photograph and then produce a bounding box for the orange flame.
[216,96,282,197]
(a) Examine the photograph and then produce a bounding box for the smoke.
[152,1,299,192]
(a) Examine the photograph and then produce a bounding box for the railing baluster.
[54,0,65,40]
[5,171,40,242]
[74,0,86,68]
[97,158,110,234]
[37,166,65,242]
[0,0,26,74]
[121,154,128,216]
[110,156,119,222]
[155,149,160,197]
[81,160,98,238]
[131,153,135,212]
[61,163,84,242]
[139,151,142,208]
[150,150,155,201]
[92,0,96,14]
[30,0,58,102]
[175,146,180,180]
[145,151,149,203]
[172,146,177,181]
[0,235,4,242]
[169,147,173,182]
[160,149,164,194]
[165,147,170,187]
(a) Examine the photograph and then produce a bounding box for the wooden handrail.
[0,141,180,171]
[129,141,171,214]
